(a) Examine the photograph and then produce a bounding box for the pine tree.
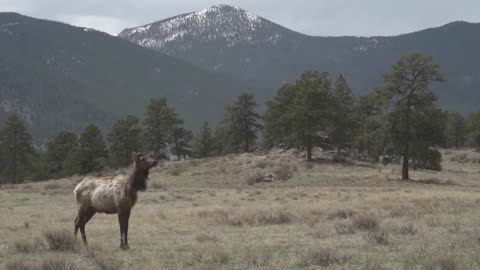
[445,112,466,148]
[46,131,78,177]
[65,124,107,174]
[143,97,182,157]
[353,89,389,159]
[223,93,263,153]
[0,113,35,184]
[192,121,215,158]
[107,115,142,168]
[263,84,297,147]
[466,112,480,149]
[171,127,193,160]
[381,53,445,179]
[330,74,356,151]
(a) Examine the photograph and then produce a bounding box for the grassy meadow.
[1,148,480,270]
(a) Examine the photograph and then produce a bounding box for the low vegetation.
[1,148,479,269]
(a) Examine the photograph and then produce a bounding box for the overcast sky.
[2,0,479,36]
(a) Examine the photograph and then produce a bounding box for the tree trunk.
[244,116,249,153]
[402,96,412,180]
[402,145,409,180]
[307,145,312,161]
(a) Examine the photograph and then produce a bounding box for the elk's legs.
[74,207,95,244]
[118,210,131,250]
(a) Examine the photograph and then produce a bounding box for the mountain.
[120,5,480,114]
[0,12,256,142]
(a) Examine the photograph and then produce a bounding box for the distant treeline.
[1,52,479,184]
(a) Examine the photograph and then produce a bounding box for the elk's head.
[132,152,158,171]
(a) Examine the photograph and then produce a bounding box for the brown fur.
[73,152,158,249]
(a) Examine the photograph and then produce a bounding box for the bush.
[219,209,293,226]
[255,160,272,169]
[246,174,263,185]
[335,222,356,235]
[352,214,379,231]
[195,234,219,243]
[398,223,417,235]
[328,209,355,220]
[192,248,230,265]
[300,248,350,267]
[43,230,78,252]
[244,247,273,267]
[4,259,33,270]
[14,238,43,253]
[365,229,389,245]
[39,255,76,270]
[422,254,464,270]
[273,166,293,181]
[412,148,442,171]
[44,183,62,190]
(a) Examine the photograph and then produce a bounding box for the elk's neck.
[128,166,149,192]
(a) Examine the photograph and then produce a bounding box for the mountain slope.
[120,5,480,114]
[0,12,255,141]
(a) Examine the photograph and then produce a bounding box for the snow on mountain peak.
[119,4,282,50]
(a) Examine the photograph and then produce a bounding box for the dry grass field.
[1,148,480,270]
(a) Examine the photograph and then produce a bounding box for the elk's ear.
[132,152,140,162]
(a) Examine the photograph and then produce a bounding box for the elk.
[73,152,158,249]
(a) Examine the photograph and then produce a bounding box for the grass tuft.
[353,214,379,231]
[43,230,78,252]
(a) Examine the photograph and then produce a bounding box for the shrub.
[43,230,78,252]
[90,252,122,270]
[304,162,314,170]
[246,174,263,185]
[255,160,272,169]
[362,256,386,270]
[150,181,166,190]
[44,183,61,190]
[39,255,76,270]
[192,248,230,265]
[352,214,379,231]
[365,229,389,245]
[300,248,350,267]
[398,223,417,235]
[168,164,184,176]
[335,222,356,235]
[195,234,219,243]
[14,238,43,253]
[273,166,293,181]
[219,209,293,226]
[422,254,463,270]
[4,259,33,270]
[412,148,442,171]
[328,209,355,220]
[244,247,273,267]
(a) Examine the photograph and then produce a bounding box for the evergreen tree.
[223,93,262,153]
[212,126,235,155]
[381,53,445,179]
[466,112,480,149]
[107,115,142,168]
[0,113,35,184]
[192,121,215,158]
[143,97,182,157]
[171,127,193,160]
[65,124,107,174]
[293,71,335,160]
[263,84,297,147]
[445,112,466,148]
[330,74,356,151]
[45,131,78,177]
[265,71,335,161]
[353,89,389,159]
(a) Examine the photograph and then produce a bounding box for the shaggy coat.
[73,152,158,249]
